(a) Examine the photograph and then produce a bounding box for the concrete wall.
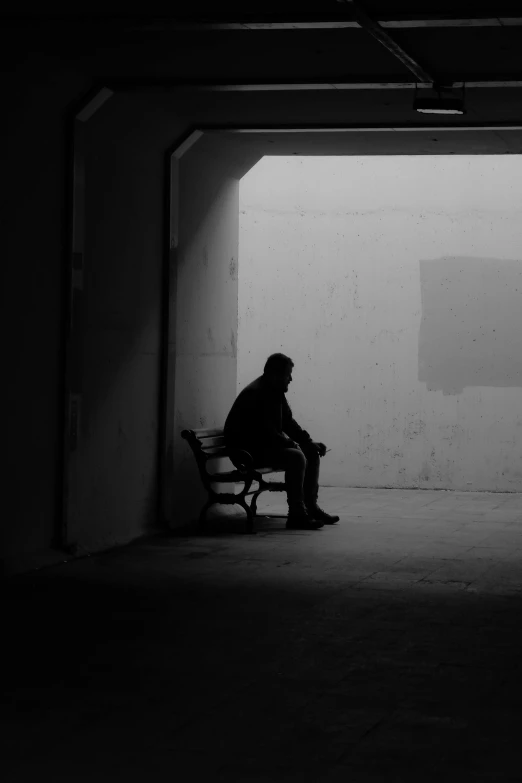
[238,155,522,492]
[3,83,197,573]
[172,135,260,523]
[65,98,168,552]
[65,104,261,548]
[4,75,258,573]
[3,63,92,574]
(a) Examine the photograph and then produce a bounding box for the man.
[225,353,340,530]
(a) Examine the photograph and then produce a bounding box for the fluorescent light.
[416,108,465,114]
[413,96,466,114]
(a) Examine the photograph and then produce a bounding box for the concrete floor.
[4,487,522,782]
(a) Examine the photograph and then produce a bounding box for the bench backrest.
[181,428,229,477]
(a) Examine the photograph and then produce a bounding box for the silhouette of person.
[225,353,340,529]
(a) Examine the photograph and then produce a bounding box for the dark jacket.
[224,375,313,452]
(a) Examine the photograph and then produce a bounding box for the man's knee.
[282,447,306,470]
[302,443,320,463]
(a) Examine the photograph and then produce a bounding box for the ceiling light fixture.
[413,84,466,115]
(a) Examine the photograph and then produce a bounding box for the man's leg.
[274,447,323,529]
[278,447,306,508]
[300,442,340,524]
[301,443,320,508]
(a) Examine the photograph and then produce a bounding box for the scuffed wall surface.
[173,136,245,523]
[238,156,522,491]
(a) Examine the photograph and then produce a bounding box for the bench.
[181,427,287,533]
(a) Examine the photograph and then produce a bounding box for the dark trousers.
[250,442,320,509]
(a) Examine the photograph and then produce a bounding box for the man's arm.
[282,397,313,448]
[263,396,294,449]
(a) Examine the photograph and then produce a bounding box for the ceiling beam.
[384,17,522,28]
[337,1,436,85]
[225,124,522,132]
[115,80,522,92]
[200,80,522,91]
[129,17,522,32]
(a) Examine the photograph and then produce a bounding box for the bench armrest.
[228,448,254,474]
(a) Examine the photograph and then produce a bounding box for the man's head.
[263,353,294,393]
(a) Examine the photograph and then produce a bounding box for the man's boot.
[286,502,324,530]
[305,493,340,524]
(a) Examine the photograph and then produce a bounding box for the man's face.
[277,366,293,393]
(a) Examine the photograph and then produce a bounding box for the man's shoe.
[286,509,324,530]
[306,505,340,524]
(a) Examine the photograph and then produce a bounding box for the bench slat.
[206,470,247,482]
[200,436,227,449]
[191,427,224,438]
[202,446,230,457]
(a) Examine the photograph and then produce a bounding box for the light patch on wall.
[239,155,522,491]
[419,256,522,394]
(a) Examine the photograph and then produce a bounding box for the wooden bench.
[181,427,287,533]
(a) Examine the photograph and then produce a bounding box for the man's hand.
[313,442,328,457]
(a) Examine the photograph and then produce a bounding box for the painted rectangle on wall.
[419,256,522,395]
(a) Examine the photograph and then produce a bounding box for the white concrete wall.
[173,135,261,523]
[238,156,522,492]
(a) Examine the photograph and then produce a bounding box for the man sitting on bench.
[224,353,340,530]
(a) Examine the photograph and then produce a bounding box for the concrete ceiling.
[212,128,522,156]
[5,3,522,90]
[5,3,522,131]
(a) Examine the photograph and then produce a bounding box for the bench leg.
[250,489,262,519]
[199,500,213,529]
[236,499,255,534]
[233,477,255,533]
[250,483,284,519]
